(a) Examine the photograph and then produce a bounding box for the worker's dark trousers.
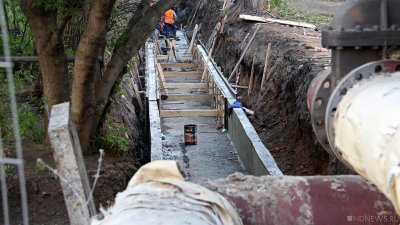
[165,24,176,38]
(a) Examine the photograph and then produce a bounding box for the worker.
[164,8,178,40]
[155,16,166,36]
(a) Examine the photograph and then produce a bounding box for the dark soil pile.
[180,0,349,175]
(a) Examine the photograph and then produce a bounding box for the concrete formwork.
[196,44,283,176]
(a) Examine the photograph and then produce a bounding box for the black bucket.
[184,124,197,145]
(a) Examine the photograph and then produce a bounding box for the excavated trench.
[179,0,350,175]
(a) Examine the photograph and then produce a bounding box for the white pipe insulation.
[334,72,400,213]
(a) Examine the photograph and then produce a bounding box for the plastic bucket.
[184,124,197,145]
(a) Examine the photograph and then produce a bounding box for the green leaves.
[2,0,34,56]
[95,118,129,155]
[31,0,81,15]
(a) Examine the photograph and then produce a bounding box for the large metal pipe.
[333,72,400,213]
[206,174,399,225]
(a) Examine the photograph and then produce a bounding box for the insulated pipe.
[333,72,400,213]
[206,174,398,225]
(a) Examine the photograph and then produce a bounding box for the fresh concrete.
[157,31,246,183]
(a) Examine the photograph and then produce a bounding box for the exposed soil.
[3,143,138,225]
[181,0,350,175]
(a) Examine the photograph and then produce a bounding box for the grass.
[4,165,15,176]
[95,118,129,155]
[0,69,45,144]
[35,160,49,173]
[270,0,333,27]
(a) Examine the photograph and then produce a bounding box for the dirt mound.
[181,0,350,175]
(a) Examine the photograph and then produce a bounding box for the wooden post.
[206,22,221,51]
[228,24,261,82]
[188,24,200,54]
[188,2,201,28]
[248,56,256,95]
[48,102,95,225]
[156,63,168,94]
[133,81,144,111]
[201,24,220,81]
[261,43,272,90]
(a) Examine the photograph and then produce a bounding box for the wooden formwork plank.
[157,55,193,61]
[163,94,211,101]
[160,63,200,69]
[156,63,168,94]
[163,71,203,77]
[160,109,221,117]
[132,79,144,111]
[164,83,208,89]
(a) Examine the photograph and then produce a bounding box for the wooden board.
[239,14,316,29]
[163,71,203,77]
[157,55,193,61]
[231,84,249,89]
[164,83,208,89]
[243,107,255,115]
[160,109,221,117]
[160,63,200,69]
[163,94,211,101]
[156,63,168,94]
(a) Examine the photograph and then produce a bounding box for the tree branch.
[51,13,71,45]
[92,0,180,133]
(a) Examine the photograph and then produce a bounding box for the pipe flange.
[308,69,333,154]
[326,60,400,168]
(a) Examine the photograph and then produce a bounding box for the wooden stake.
[206,22,221,50]
[261,43,272,90]
[228,24,261,82]
[156,63,168,94]
[248,56,256,95]
[133,81,144,111]
[188,24,200,53]
[200,23,220,83]
[189,2,201,28]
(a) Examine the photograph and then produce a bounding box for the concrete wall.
[145,42,163,161]
[228,108,282,176]
[196,44,282,176]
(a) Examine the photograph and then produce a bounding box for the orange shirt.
[164,9,175,24]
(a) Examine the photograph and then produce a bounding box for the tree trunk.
[20,0,71,107]
[93,0,181,132]
[71,0,117,154]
